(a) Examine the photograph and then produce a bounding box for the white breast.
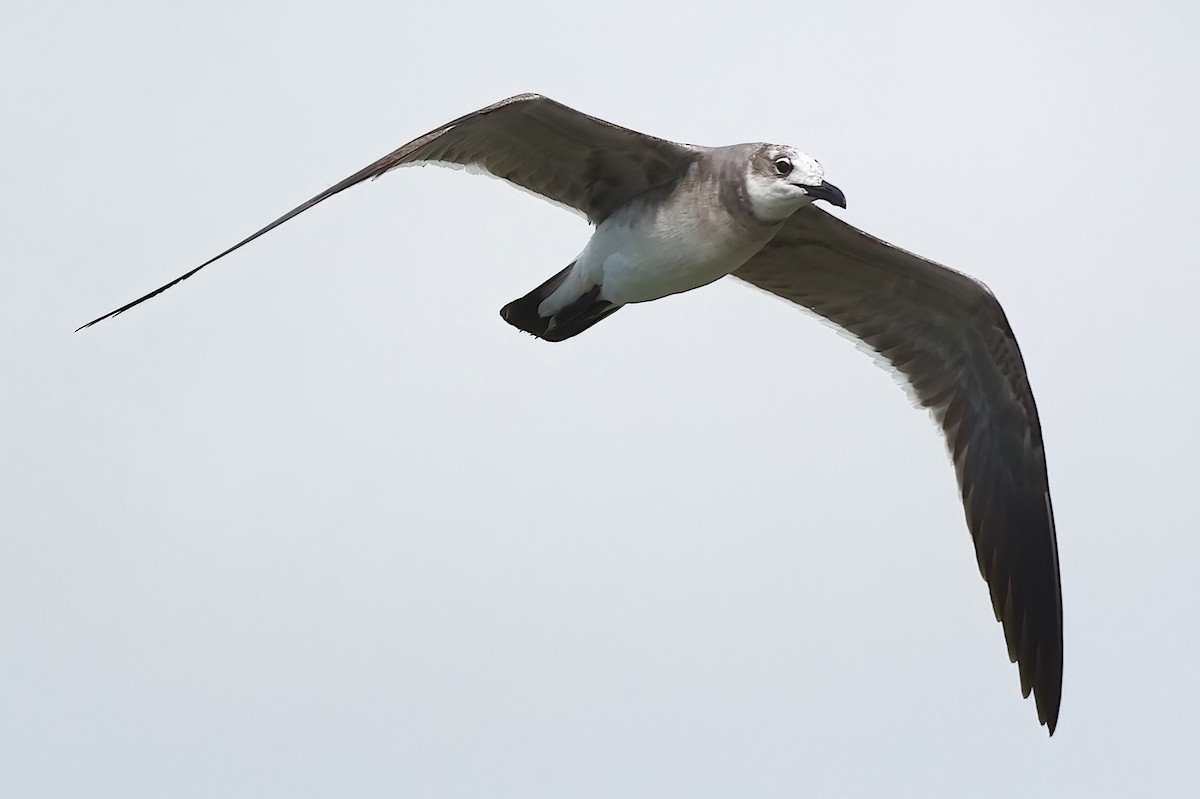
[581,195,779,307]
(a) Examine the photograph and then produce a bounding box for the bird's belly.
[591,216,776,306]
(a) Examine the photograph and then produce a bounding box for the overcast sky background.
[3,2,1198,796]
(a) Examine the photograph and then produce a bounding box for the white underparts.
[538,194,782,316]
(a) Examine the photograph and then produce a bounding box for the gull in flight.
[79,94,1063,734]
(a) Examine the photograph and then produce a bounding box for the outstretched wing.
[734,205,1063,734]
[78,94,700,329]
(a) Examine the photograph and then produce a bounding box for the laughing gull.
[79,93,1063,734]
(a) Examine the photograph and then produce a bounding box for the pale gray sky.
[3,1,1198,796]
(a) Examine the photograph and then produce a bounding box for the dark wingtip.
[75,143,395,333]
[76,304,130,332]
[75,261,208,331]
[76,307,124,332]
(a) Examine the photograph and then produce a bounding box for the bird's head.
[744,144,846,222]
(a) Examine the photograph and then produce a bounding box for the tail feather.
[500,265,621,342]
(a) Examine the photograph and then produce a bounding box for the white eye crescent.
[774,158,793,176]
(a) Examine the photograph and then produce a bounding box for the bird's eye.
[774,158,793,176]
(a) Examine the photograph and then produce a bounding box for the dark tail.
[500,264,621,342]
